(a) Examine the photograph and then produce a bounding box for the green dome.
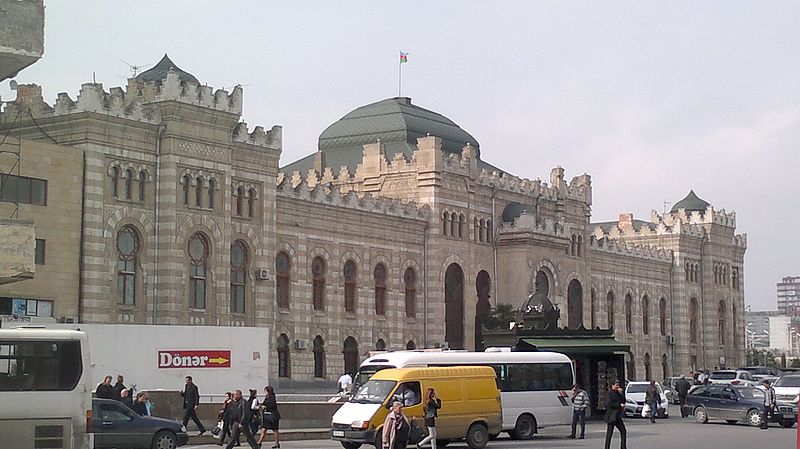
[136,54,199,85]
[501,202,536,223]
[670,190,710,213]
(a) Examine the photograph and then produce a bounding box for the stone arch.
[444,263,465,350]
[370,253,394,289]
[275,241,298,276]
[644,352,652,381]
[531,259,559,295]
[313,335,326,378]
[343,336,360,376]
[567,279,584,329]
[174,214,224,248]
[475,270,492,351]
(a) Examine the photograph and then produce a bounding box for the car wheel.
[152,430,177,449]
[694,406,708,424]
[466,423,489,449]
[511,414,536,440]
[746,409,763,427]
[341,442,362,449]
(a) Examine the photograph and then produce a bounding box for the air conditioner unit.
[665,335,675,345]
[294,339,308,350]
[256,268,270,280]
[59,316,77,324]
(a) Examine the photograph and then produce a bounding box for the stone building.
[0,56,747,381]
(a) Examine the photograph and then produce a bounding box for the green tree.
[485,303,518,330]
[791,358,800,369]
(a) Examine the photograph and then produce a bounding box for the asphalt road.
[188,415,798,449]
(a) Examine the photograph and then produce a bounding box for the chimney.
[619,213,634,229]
[15,83,43,107]
[313,151,326,173]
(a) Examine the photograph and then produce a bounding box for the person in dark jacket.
[181,376,207,435]
[217,392,238,447]
[645,380,661,423]
[225,390,258,449]
[131,392,149,416]
[95,375,115,399]
[674,374,691,418]
[257,386,281,448]
[604,381,627,449]
[120,388,134,409]
[416,387,441,449]
[112,375,127,401]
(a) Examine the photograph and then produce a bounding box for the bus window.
[494,362,573,392]
[0,340,82,391]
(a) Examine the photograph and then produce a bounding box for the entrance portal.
[444,263,465,349]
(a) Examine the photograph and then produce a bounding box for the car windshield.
[774,376,800,387]
[353,365,392,392]
[627,384,649,394]
[711,372,736,380]
[351,379,396,404]
[738,388,765,400]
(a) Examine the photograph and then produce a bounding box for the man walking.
[181,376,206,435]
[761,379,776,430]
[337,372,353,394]
[568,383,589,439]
[645,380,661,423]
[604,381,627,449]
[674,374,691,418]
[225,390,259,449]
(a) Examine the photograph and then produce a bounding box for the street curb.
[188,429,330,445]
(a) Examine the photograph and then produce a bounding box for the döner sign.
[158,350,231,368]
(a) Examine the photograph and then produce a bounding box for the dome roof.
[136,54,199,85]
[670,190,710,213]
[501,202,536,223]
[318,97,480,157]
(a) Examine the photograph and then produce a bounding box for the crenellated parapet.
[233,122,282,149]
[659,206,737,228]
[589,235,673,263]
[276,169,430,221]
[476,166,592,204]
[733,233,747,248]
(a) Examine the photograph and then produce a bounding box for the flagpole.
[398,58,402,97]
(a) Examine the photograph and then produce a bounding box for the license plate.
[332,430,345,437]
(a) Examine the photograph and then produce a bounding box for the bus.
[0,328,93,449]
[354,349,574,439]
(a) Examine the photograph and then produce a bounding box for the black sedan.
[687,384,796,427]
[92,398,190,449]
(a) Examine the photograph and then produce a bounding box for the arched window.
[277,334,290,378]
[642,295,650,335]
[376,338,386,351]
[685,263,690,281]
[607,291,615,329]
[124,169,134,200]
[195,177,203,207]
[625,294,633,334]
[690,298,698,343]
[590,289,597,329]
[207,178,216,209]
[404,267,417,318]
[312,256,326,311]
[458,214,465,239]
[313,336,325,378]
[473,217,479,242]
[343,336,359,376]
[182,174,191,205]
[450,212,457,238]
[479,218,486,242]
[374,263,387,316]
[718,300,727,345]
[487,220,493,243]
[567,279,583,329]
[116,226,139,305]
[627,353,636,381]
[138,170,147,202]
[230,240,248,314]
[442,211,450,236]
[247,188,256,218]
[406,340,416,350]
[236,186,244,216]
[577,235,583,257]
[111,167,120,198]
[343,260,357,312]
[571,235,578,256]
[732,303,739,348]
[188,232,210,309]
[659,297,667,336]
[644,353,652,381]
[275,252,291,309]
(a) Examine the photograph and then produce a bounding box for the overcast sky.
[3,1,798,310]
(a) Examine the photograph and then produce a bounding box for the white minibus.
[0,328,93,449]
[354,349,574,440]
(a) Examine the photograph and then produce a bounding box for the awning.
[517,337,630,356]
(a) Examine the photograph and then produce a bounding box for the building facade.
[0,56,747,381]
[778,276,800,316]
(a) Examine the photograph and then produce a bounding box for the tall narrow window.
[487,219,493,243]
[124,169,134,200]
[479,219,486,242]
[659,297,667,336]
[473,217,479,242]
[590,289,597,329]
[34,239,46,265]
[404,267,417,318]
[312,257,326,311]
[116,226,139,305]
[442,212,449,236]
[374,263,387,316]
[376,338,386,351]
[277,334,290,378]
[732,304,738,347]
[207,178,216,209]
[195,177,203,207]
[458,214,465,239]
[690,298,698,343]
[644,353,652,381]
[607,291,615,329]
[247,188,256,218]
[450,212,457,237]
[236,187,244,216]
[718,300,726,345]
[138,170,147,202]
[275,252,291,309]
[642,295,650,335]
[188,232,210,309]
[111,167,120,198]
[313,336,325,378]
[343,260,357,312]
[230,240,248,314]
[182,175,191,205]
[625,294,633,334]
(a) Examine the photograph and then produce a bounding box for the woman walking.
[257,386,281,449]
[603,381,627,449]
[382,401,412,449]
[416,388,441,449]
[217,392,237,447]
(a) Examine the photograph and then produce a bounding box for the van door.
[391,382,424,443]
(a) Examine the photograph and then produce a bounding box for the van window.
[0,340,82,391]
[351,379,396,404]
[394,382,421,407]
[494,363,572,392]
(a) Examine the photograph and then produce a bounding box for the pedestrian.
[132,392,149,416]
[645,380,661,423]
[337,372,353,394]
[257,386,281,449]
[113,374,127,401]
[382,401,412,449]
[761,379,776,430]
[245,389,261,436]
[217,392,237,447]
[120,388,134,409]
[225,390,259,449]
[569,383,589,439]
[675,374,691,418]
[416,387,441,449]
[181,375,207,435]
[96,375,115,399]
[603,381,627,449]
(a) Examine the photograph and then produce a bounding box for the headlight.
[181,425,187,432]
[351,421,369,430]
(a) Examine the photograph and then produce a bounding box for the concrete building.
[0,0,44,81]
[0,55,748,381]
[778,276,800,316]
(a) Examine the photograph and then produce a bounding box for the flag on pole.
[400,51,409,63]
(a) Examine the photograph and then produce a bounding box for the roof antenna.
[120,59,153,77]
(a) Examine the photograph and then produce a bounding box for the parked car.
[687,384,796,427]
[773,374,800,415]
[708,370,756,387]
[753,374,779,384]
[92,398,189,449]
[623,382,669,418]
[662,377,682,404]
[740,366,778,376]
